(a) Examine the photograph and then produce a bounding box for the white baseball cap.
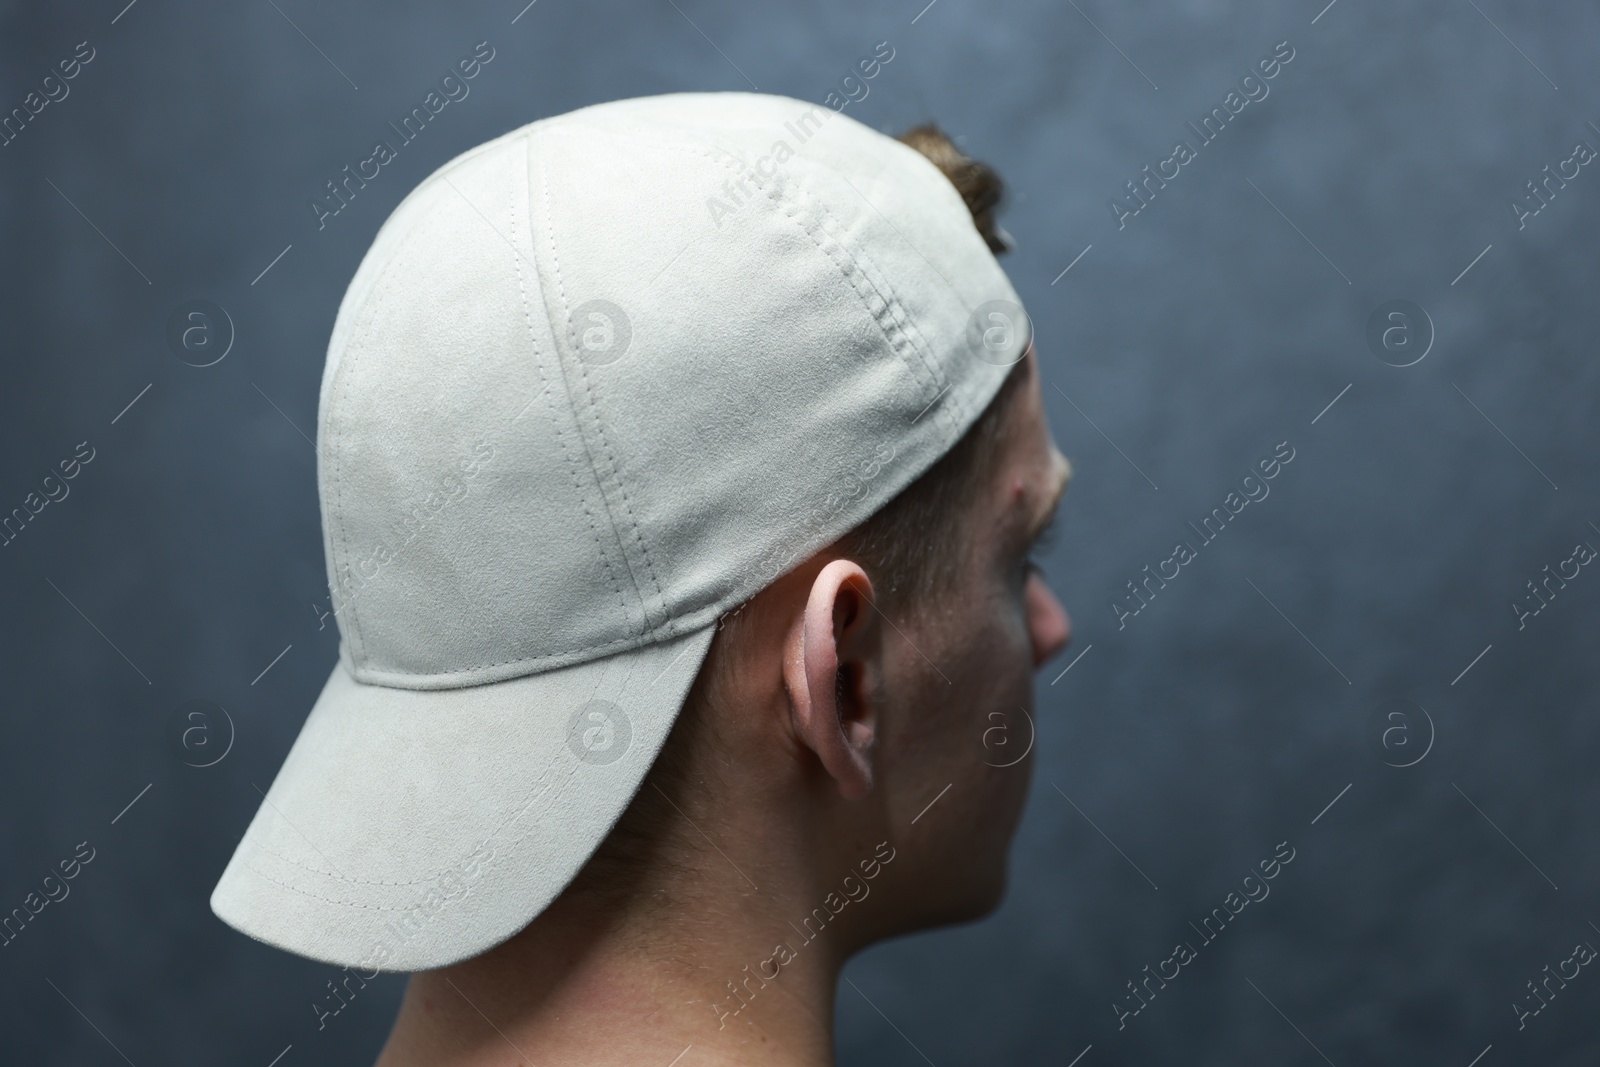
[211,90,1030,971]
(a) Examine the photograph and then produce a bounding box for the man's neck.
[374,864,854,1066]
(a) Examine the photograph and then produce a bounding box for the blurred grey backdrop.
[2,0,1598,1063]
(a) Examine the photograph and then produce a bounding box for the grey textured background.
[2,0,1597,1063]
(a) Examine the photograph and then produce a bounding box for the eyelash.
[1021,517,1059,579]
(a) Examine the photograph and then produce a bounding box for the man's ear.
[784,559,881,801]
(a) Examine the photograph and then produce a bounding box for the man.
[213,91,1072,1066]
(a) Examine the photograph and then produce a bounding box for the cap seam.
[508,136,639,640]
[573,127,952,418]
[349,604,720,686]
[239,862,471,913]
[802,170,969,432]
[694,142,960,437]
[536,142,669,630]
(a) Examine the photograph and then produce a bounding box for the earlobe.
[784,560,880,801]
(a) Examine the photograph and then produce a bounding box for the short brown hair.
[896,123,1009,254]
[567,124,1023,901]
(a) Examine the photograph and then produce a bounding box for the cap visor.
[211,624,715,971]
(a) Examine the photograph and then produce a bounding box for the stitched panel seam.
[620,131,950,413]
[534,139,652,633]
[708,141,958,387]
[806,179,972,427]
[697,143,956,433]
[539,136,667,629]
[512,136,635,637]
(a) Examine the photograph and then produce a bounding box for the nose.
[1025,570,1071,668]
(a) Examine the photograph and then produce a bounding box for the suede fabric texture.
[211,91,1028,971]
